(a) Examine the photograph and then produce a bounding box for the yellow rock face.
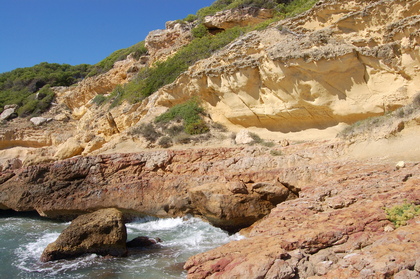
[151,0,420,134]
[1,0,420,163]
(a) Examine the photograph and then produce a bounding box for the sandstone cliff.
[1,0,420,164]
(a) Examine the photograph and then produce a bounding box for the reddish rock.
[184,161,420,278]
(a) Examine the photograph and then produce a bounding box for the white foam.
[127,217,184,232]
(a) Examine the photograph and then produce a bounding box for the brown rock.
[40,208,127,262]
[188,180,296,232]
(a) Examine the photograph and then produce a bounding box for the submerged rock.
[40,208,127,262]
[127,236,162,248]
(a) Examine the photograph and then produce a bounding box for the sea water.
[0,212,242,278]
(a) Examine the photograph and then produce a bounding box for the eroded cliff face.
[1,0,420,164]
[152,0,420,134]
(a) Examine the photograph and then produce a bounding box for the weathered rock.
[234,129,255,145]
[145,20,193,64]
[189,180,296,232]
[0,107,17,121]
[203,7,274,31]
[54,137,84,159]
[40,208,127,262]
[0,145,313,229]
[30,117,51,126]
[184,160,420,278]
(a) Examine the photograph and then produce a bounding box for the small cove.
[0,212,242,278]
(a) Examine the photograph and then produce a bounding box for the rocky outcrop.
[0,145,315,231]
[54,54,142,111]
[40,208,127,262]
[184,160,420,278]
[145,20,194,64]
[2,0,420,165]
[203,7,274,33]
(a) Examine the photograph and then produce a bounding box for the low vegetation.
[155,98,209,135]
[195,0,317,19]
[128,99,231,148]
[384,202,420,228]
[87,41,147,77]
[248,132,275,147]
[0,63,91,114]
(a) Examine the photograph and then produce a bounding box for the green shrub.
[87,41,147,77]
[192,23,209,39]
[16,85,55,117]
[155,99,209,135]
[184,14,198,22]
[384,202,420,228]
[0,63,90,113]
[92,94,107,106]
[185,119,210,135]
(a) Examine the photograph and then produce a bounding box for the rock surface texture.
[184,159,420,278]
[1,0,420,277]
[150,0,420,134]
[0,146,303,232]
[40,208,127,262]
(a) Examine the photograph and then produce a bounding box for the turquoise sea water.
[0,212,242,278]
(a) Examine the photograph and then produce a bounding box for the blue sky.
[0,0,214,73]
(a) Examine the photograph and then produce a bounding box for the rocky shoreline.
[1,140,419,277]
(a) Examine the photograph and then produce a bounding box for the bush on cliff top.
[196,0,315,18]
[87,41,147,77]
[0,62,91,114]
[108,26,244,107]
[0,42,147,114]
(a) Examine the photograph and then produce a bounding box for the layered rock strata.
[184,159,420,278]
[151,0,420,133]
[0,145,310,232]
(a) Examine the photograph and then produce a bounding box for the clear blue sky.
[0,0,215,74]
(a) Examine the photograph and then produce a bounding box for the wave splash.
[0,215,242,278]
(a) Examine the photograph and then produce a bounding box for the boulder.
[40,208,127,262]
[188,180,296,232]
[54,137,84,159]
[0,107,17,121]
[30,117,51,126]
[234,129,254,145]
